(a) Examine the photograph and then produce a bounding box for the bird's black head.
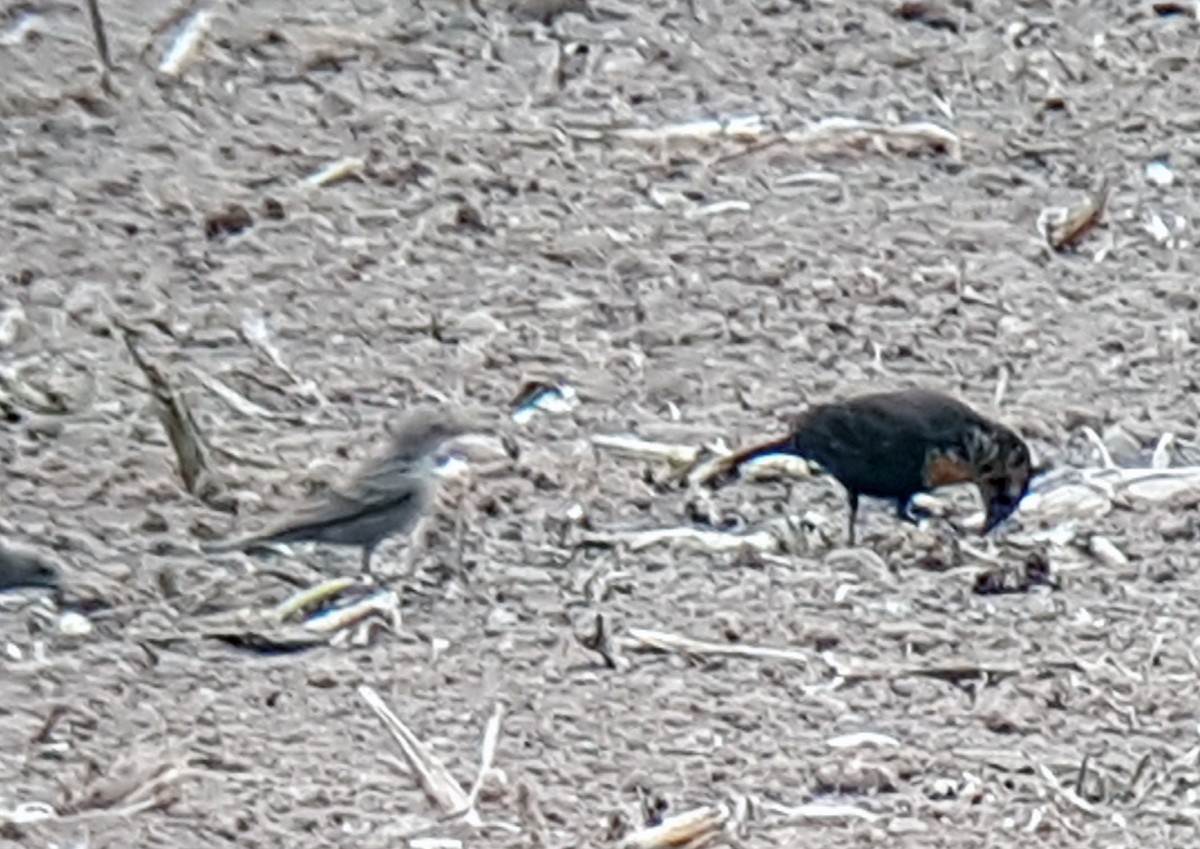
[965,423,1034,534]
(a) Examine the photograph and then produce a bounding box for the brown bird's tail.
[705,435,796,488]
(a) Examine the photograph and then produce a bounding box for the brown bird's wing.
[272,475,429,541]
[202,409,458,556]
[203,453,434,554]
[337,449,431,506]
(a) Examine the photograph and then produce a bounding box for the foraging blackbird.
[0,543,59,593]
[202,405,472,572]
[710,388,1033,545]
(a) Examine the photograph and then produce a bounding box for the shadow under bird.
[708,388,1034,545]
[201,405,473,572]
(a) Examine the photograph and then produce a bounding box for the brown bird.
[709,388,1034,545]
[202,405,473,572]
[0,543,59,593]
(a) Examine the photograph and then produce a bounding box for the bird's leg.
[401,515,430,578]
[361,543,376,574]
[846,492,859,546]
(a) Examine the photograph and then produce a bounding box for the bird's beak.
[980,510,1006,535]
[434,453,472,480]
[981,495,1022,535]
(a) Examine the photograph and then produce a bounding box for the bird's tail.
[705,435,797,487]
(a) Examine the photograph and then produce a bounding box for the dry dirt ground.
[3,0,1200,846]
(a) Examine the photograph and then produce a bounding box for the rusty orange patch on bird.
[923,453,973,489]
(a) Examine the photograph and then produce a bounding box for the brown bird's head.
[385,404,476,466]
[964,422,1034,534]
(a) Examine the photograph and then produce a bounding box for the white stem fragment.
[619,804,729,849]
[159,10,213,78]
[304,156,367,188]
[583,526,782,554]
[463,703,504,812]
[359,685,481,827]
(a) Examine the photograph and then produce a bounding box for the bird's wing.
[339,453,431,507]
[203,453,434,553]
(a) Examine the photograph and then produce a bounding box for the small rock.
[997,315,1035,338]
[1101,425,1141,463]
[410,839,463,849]
[826,731,901,749]
[810,277,838,300]
[141,510,170,534]
[1160,515,1194,541]
[63,281,107,319]
[204,204,254,240]
[888,817,929,834]
[484,606,519,635]
[429,637,450,663]
[317,90,359,120]
[477,766,509,801]
[1146,158,1175,188]
[58,612,93,637]
[714,611,743,642]
[26,277,64,307]
[453,310,505,338]
[23,416,63,439]
[926,777,959,800]
[507,0,591,24]
[0,304,26,347]
[1088,535,1128,568]
[895,1,959,32]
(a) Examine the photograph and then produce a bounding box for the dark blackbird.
[202,404,472,572]
[0,543,59,593]
[710,388,1034,544]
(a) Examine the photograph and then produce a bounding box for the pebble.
[26,277,64,307]
[0,305,26,347]
[59,612,93,637]
[484,606,518,635]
